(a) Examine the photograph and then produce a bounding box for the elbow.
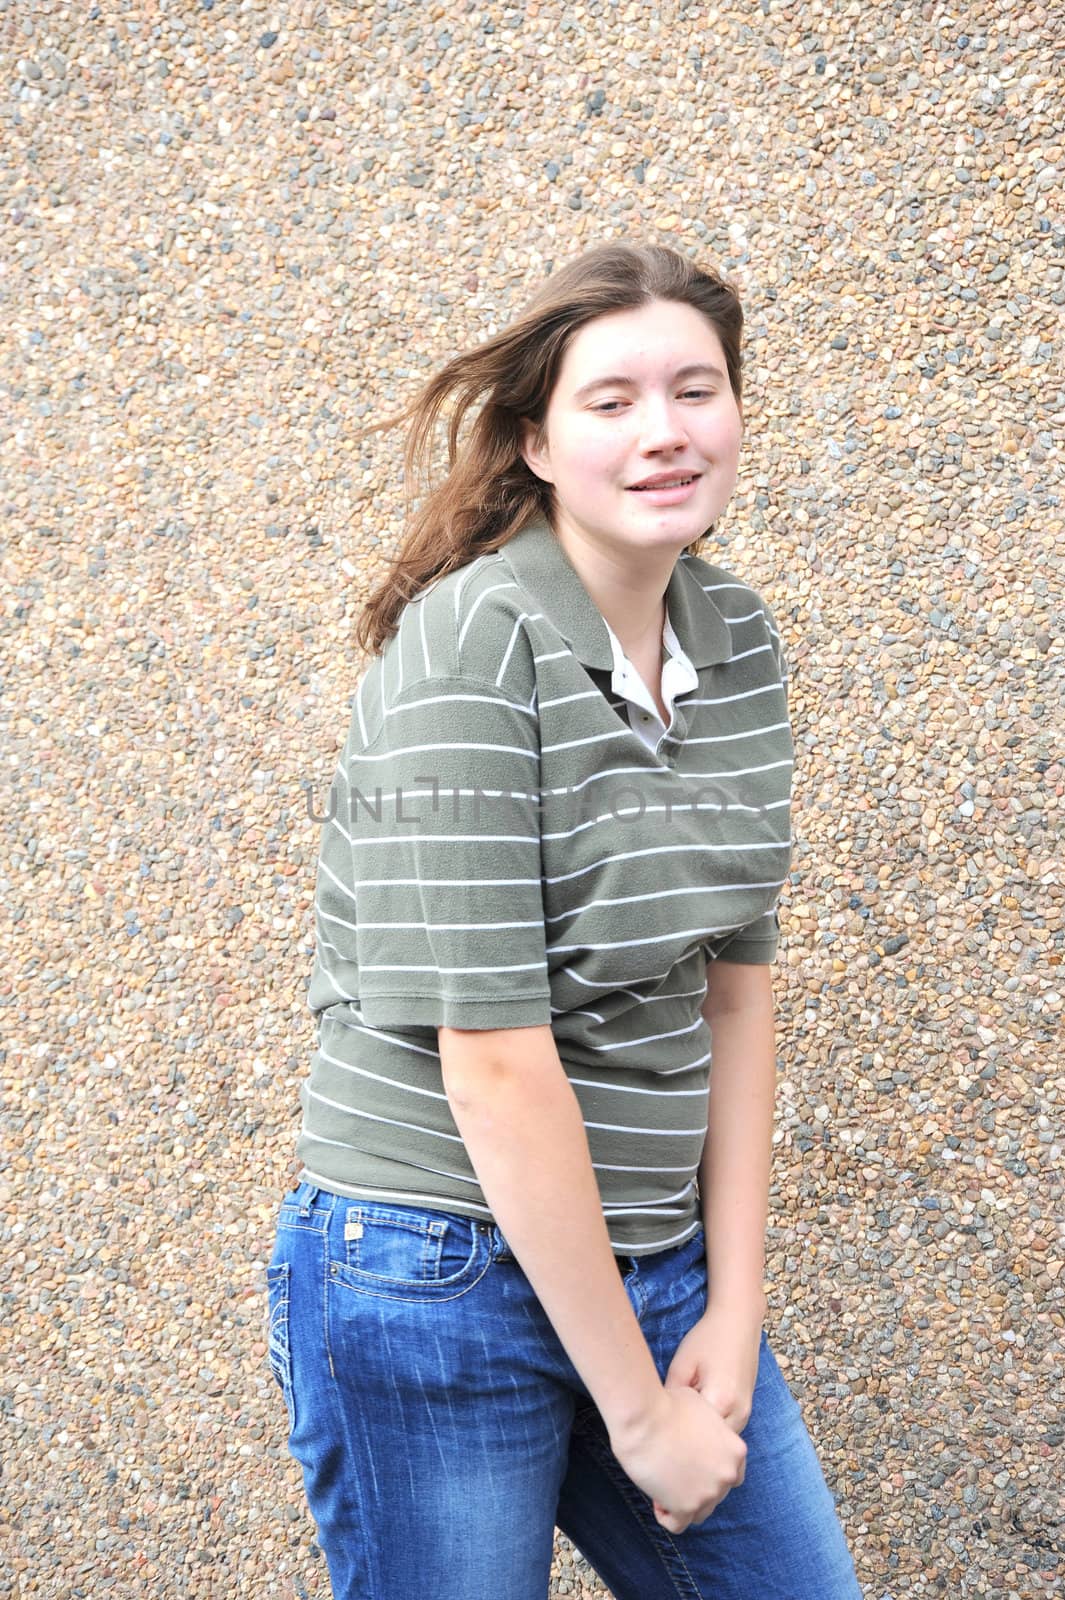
[438,1023,559,1112]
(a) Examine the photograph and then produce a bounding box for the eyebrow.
[572,363,727,401]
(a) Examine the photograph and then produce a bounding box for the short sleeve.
[712,906,780,965]
[710,594,790,967]
[310,675,553,1030]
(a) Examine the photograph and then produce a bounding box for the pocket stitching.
[328,1239,493,1303]
[344,1207,447,1279]
[326,1254,492,1305]
[342,1209,476,1288]
[265,1261,296,1431]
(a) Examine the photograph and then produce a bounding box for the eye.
[590,389,716,415]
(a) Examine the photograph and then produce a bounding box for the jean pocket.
[266,1261,296,1433]
[329,1203,489,1303]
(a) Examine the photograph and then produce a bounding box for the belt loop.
[298,1183,320,1217]
[490,1224,514,1261]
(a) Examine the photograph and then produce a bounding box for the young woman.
[265,241,863,1600]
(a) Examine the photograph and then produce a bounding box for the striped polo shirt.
[602,608,699,751]
[296,513,794,1254]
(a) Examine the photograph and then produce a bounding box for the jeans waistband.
[488,1222,634,1277]
[286,1181,636,1274]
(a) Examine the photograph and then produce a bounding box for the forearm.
[440,1025,664,1444]
[699,968,777,1319]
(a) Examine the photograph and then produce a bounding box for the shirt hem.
[296,1165,702,1258]
[357,992,554,1028]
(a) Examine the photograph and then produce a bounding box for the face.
[520,297,744,564]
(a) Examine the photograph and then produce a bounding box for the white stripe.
[298,1160,492,1205]
[582,1016,706,1053]
[337,783,542,810]
[318,906,359,936]
[348,830,540,849]
[720,641,774,665]
[537,751,786,800]
[702,580,763,596]
[545,881,785,926]
[316,934,349,960]
[568,1074,706,1097]
[592,1160,702,1173]
[317,1044,449,1101]
[350,737,538,765]
[329,1011,442,1059]
[356,917,547,932]
[543,720,783,755]
[338,874,543,888]
[538,688,604,710]
[457,581,522,651]
[309,962,358,1004]
[418,589,431,676]
[683,718,791,744]
[454,551,494,627]
[496,611,544,689]
[582,1118,707,1136]
[600,1204,688,1218]
[559,965,705,997]
[720,605,767,623]
[547,925,741,955]
[625,1219,701,1250]
[360,959,547,976]
[545,841,789,886]
[380,688,537,721]
[317,855,358,907]
[354,674,368,746]
[632,1048,713,1075]
[303,1085,465,1143]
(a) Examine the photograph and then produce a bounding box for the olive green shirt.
[295,514,793,1253]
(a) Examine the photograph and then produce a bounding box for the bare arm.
[698,960,777,1321]
[438,1022,662,1441]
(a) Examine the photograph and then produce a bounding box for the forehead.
[554,299,725,391]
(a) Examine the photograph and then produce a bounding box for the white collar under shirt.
[600,608,700,752]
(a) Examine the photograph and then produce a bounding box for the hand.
[642,1300,763,1529]
[664,1298,764,1434]
[610,1384,747,1536]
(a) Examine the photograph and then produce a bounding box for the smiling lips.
[627,472,702,491]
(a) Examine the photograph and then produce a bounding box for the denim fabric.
[265,1180,863,1600]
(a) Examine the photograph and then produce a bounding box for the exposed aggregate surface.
[1,1,1063,1596]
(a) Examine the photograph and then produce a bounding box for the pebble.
[2,2,1062,1597]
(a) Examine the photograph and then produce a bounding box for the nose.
[637,396,689,454]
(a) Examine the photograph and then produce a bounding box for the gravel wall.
[2,1,1062,1596]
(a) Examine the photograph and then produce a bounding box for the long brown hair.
[352,241,745,659]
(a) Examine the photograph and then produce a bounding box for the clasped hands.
[651,1298,764,1523]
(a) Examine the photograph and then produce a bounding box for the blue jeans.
[266,1180,863,1600]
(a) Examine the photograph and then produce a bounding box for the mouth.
[627,473,702,491]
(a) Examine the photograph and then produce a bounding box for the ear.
[519,417,554,485]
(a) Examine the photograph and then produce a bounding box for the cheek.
[705,409,744,453]
[556,426,624,485]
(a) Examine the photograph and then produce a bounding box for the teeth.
[634,476,694,490]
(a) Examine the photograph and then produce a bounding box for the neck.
[551,520,677,658]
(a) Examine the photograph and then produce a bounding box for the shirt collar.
[601,610,698,685]
[499,514,733,671]
[601,608,700,721]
